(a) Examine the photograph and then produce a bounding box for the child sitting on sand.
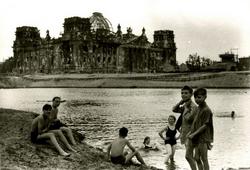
[107,127,146,166]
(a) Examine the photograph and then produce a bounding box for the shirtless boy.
[31,104,70,156]
[107,127,146,166]
[49,96,76,146]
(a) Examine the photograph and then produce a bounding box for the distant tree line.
[0,57,15,73]
[185,53,214,71]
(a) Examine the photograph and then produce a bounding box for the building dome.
[89,12,113,32]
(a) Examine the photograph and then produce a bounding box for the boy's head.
[119,127,128,138]
[181,85,193,102]
[194,88,207,105]
[42,104,52,118]
[52,96,61,107]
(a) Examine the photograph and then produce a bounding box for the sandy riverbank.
[0,108,161,170]
[0,71,250,88]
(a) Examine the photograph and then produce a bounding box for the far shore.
[0,71,250,88]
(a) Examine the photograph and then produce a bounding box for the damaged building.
[13,12,177,74]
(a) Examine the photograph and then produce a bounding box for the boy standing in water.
[107,127,146,166]
[172,85,198,170]
[188,88,214,170]
[31,104,70,156]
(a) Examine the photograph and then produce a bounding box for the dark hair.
[119,127,128,137]
[194,88,207,97]
[42,104,52,111]
[52,96,61,101]
[182,85,193,94]
[143,136,150,145]
[168,115,176,122]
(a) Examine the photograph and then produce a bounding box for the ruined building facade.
[13,12,177,74]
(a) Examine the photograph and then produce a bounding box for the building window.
[108,57,111,64]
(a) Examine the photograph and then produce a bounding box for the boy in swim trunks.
[31,104,70,156]
[107,127,146,166]
[49,96,76,146]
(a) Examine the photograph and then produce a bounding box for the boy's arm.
[188,109,212,139]
[188,124,206,139]
[126,140,136,152]
[172,100,185,113]
[184,106,197,122]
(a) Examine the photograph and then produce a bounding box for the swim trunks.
[111,155,126,165]
[49,120,67,130]
[30,131,38,143]
[30,131,48,144]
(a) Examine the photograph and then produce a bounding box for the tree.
[185,53,213,71]
[0,57,15,73]
[200,57,213,68]
[186,53,200,71]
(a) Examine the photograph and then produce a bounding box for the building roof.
[89,12,113,32]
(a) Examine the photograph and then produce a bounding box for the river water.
[0,88,250,169]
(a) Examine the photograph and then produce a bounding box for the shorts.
[111,155,126,165]
[49,120,67,130]
[31,131,38,143]
[30,131,48,144]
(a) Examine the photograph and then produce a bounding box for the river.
[0,88,250,169]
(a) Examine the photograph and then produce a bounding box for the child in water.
[159,115,180,163]
[142,136,160,151]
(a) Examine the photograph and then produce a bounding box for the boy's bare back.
[110,138,128,157]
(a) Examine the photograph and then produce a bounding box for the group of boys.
[31,97,77,156]
[31,87,213,170]
[173,86,214,170]
[107,86,213,170]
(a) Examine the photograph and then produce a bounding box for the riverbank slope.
[1,71,250,88]
[0,108,160,170]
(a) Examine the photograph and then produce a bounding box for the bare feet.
[69,148,77,153]
[61,152,71,157]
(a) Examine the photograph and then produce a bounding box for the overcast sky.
[0,0,250,63]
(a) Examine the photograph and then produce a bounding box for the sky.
[0,0,250,64]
